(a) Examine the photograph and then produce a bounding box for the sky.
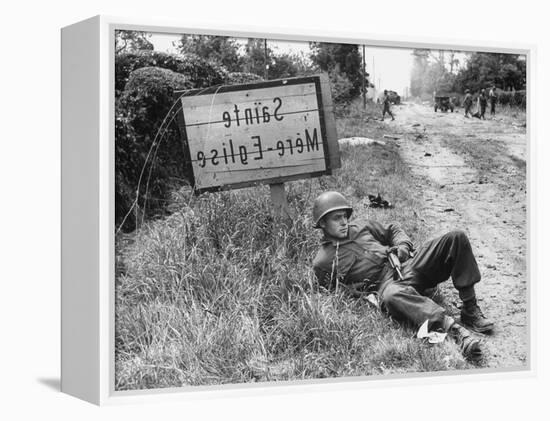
[150,33,415,97]
[364,46,413,97]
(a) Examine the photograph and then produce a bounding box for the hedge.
[115,52,265,232]
[496,90,526,109]
[225,72,264,84]
[116,66,192,232]
[115,50,228,97]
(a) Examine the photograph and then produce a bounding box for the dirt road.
[383,102,528,369]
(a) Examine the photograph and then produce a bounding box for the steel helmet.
[312,191,353,228]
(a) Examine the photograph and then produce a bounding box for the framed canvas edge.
[82,15,537,405]
[104,14,535,55]
[104,367,533,405]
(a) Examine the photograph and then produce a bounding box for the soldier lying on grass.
[311,191,494,360]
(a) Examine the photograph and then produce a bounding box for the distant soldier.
[479,89,488,120]
[463,89,473,118]
[382,90,395,121]
[489,85,497,116]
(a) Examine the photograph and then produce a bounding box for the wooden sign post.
[176,74,339,216]
[269,182,289,219]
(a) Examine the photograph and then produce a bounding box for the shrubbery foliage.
[115,50,227,97]
[496,90,526,108]
[115,42,370,231]
[410,49,526,106]
[225,72,264,84]
[309,42,365,103]
[116,51,230,232]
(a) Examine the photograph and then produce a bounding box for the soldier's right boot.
[461,302,494,334]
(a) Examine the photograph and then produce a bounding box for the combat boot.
[461,302,494,333]
[449,323,482,361]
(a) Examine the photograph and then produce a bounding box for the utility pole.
[372,57,375,97]
[264,39,268,80]
[362,45,366,109]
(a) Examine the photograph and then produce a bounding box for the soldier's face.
[320,210,349,239]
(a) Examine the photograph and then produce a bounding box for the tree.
[500,58,526,90]
[453,53,526,93]
[115,30,154,54]
[175,35,244,72]
[267,52,314,79]
[239,39,313,80]
[240,38,270,77]
[309,42,365,100]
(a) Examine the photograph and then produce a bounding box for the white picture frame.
[61,14,534,406]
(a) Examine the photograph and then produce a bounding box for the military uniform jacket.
[312,220,414,289]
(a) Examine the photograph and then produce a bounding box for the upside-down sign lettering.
[176,75,340,193]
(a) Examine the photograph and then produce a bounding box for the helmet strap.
[331,241,340,293]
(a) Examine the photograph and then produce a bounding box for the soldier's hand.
[389,245,409,263]
[342,282,368,298]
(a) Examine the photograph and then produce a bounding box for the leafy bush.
[329,72,355,104]
[116,52,238,232]
[497,90,526,109]
[115,50,227,97]
[225,72,264,84]
[116,67,192,232]
[309,43,364,101]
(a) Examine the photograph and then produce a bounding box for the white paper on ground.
[365,293,380,309]
[417,319,447,344]
[338,137,386,146]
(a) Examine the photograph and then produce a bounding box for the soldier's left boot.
[449,323,483,362]
[461,301,494,334]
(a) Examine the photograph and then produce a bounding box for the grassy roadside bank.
[115,101,475,391]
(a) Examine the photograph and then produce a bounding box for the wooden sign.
[176,75,340,193]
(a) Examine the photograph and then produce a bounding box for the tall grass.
[115,100,474,390]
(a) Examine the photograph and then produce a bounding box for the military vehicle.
[387,90,401,105]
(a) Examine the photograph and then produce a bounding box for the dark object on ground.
[424,152,432,157]
[367,193,394,209]
[449,324,483,361]
[434,96,455,113]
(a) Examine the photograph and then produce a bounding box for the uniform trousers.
[378,230,480,330]
[490,100,496,115]
[382,104,394,119]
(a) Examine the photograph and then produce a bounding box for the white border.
[83,15,535,405]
